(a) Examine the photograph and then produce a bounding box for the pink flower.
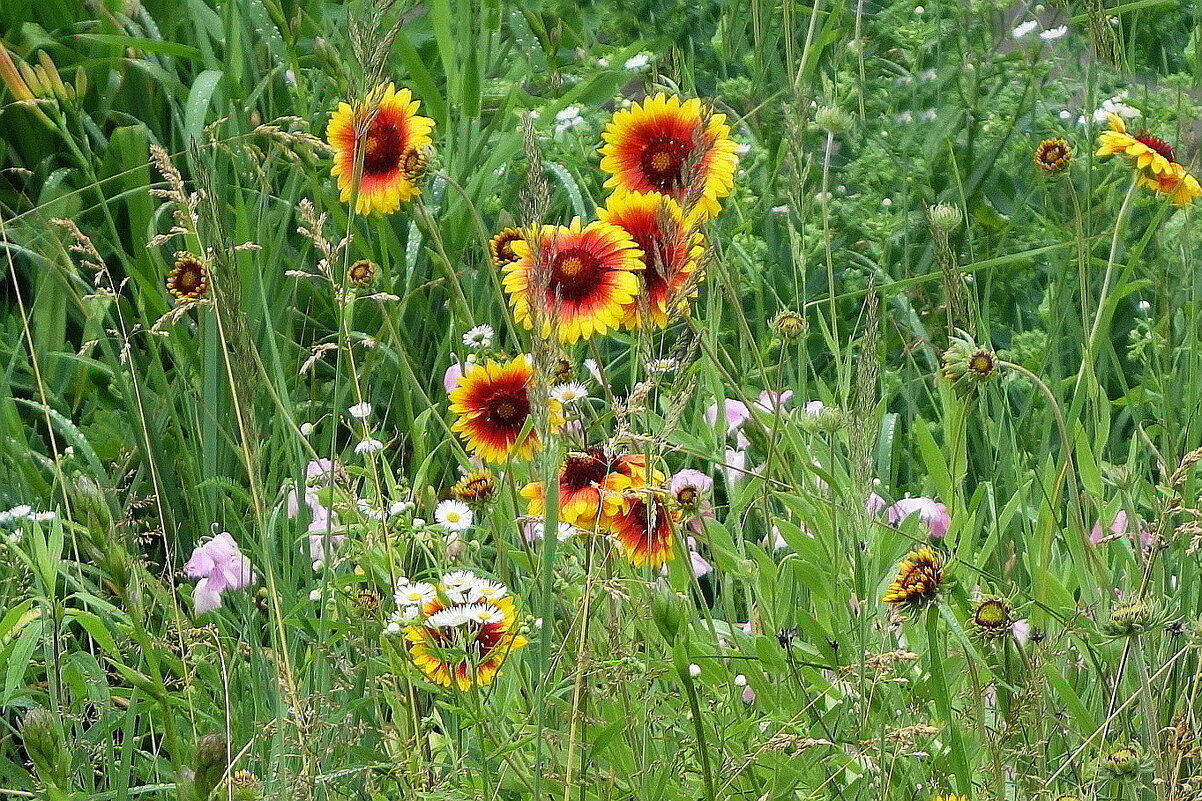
[722,447,760,490]
[866,492,888,515]
[705,398,751,430]
[1011,619,1030,645]
[1090,509,1152,547]
[886,497,951,539]
[741,684,756,704]
[803,400,825,416]
[443,355,477,393]
[184,532,256,614]
[754,390,793,414]
[685,537,713,578]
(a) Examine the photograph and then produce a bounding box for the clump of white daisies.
[386,570,510,634]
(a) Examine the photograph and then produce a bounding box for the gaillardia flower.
[489,227,524,268]
[969,597,1014,642]
[882,546,944,609]
[504,218,643,342]
[609,487,678,568]
[597,191,705,327]
[1096,113,1201,206]
[402,571,528,690]
[451,469,497,505]
[448,355,562,462]
[1034,138,1072,174]
[347,259,378,287]
[167,254,209,300]
[520,448,650,530]
[327,83,435,215]
[600,93,739,218]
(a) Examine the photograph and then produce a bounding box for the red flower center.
[362,115,407,177]
[640,136,690,191]
[561,448,615,492]
[487,391,529,426]
[1135,134,1175,163]
[551,248,603,301]
[176,266,203,292]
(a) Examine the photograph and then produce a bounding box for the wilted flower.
[771,309,807,339]
[347,259,378,287]
[969,597,1014,641]
[942,330,999,390]
[451,469,497,505]
[882,547,943,609]
[927,202,963,232]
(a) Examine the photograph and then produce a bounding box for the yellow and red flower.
[327,83,435,215]
[520,448,650,530]
[167,254,209,300]
[504,218,643,342]
[609,486,677,568]
[597,191,705,327]
[489,227,524,268]
[882,547,944,609]
[402,575,527,691]
[449,355,562,462]
[1096,113,1200,206]
[599,93,739,218]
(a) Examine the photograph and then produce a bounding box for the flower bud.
[814,105,853,135]
[192,734,229,800]
[928,202,963,233]
[20,707,70,789]
[771,310,807,340]
[651,581,687,643]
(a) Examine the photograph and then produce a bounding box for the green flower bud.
[814,105,853,136]
[20,707,70,789]
[928,202,963,233]
[192,735,229,800]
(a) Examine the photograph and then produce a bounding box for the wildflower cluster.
[393,571,528,690]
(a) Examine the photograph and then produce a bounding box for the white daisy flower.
[468,579,508,602]
[30,511,56,523]
[624,53,650,70]
[357,499,387,521]
[348,402,373,419]
[556,105,581,122]
[355,438,385,454]
[465,603,507,625]
[6,505,32,519]
[427,608,468,628]
[551,382,588,404]
[462,324,495,350]
[435,499,473,532]
[389,500,413,516]
[1012,20,1038,39]
[645,357,678,374]
[394,581,437,606]
[1039,25,1067,40]
[390,606,420,625]
[441,569,478,591]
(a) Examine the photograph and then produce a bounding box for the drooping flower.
[669,468,714,533]
[489,228,524,269]
[451,469,497,505]
[503,218,643,342]
[403,575,528,690]
[327,83,435,215]
[882,547,944,609]
[449,354,563,462]
[1096,113,1201,206]
[609,487,677,568]
[599,93,739,218]
[184,532,256,614]
[886,497,952,539]
[597,191,704,328]
[167,255,210,301]
[520,448,650,530]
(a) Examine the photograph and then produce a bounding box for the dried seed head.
[347,259,378,287]
[771,309,807,339]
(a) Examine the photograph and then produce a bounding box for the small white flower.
[624,53,650,70]
[918,69,937,82]
[556,105,581,122]
[1137,300,1151,313]
[551,382,589,404]
[735,142,751,155]
[441,569,479,591]
[895,111,914,124]
[583,358,603,383]
[6,505,31,519]
[597,57,609,67]
[688,663,702,677]
[427,608,468,628]
[388,500,412,516]
[0,512,11,524]
[348,402,373,419]
[469,579,508,602]
[913,5,924,14]
[1039,25,1067,40]
[299,422,314,436]
[734,674,748,687]
[462,324,494,349]
[554,115,586,135]
[814,191,832,202]
[466,603,507,624]
[355,438,385,454]
[435,499,473,531]
[30,511,56,523]
[1059,110,1072,120]
[411,517,426,528]
[357,499,387,521]
[391,605,420,624]
[646,357,679,374]
[1012,20,1038,39]
[920,108,938,122]
[309,589,323,601]
[881,197,893,207]
[385,621,402,634]
[395,581,437,606]
[528,109,541,120]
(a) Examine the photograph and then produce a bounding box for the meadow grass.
[1,1,1202,799]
